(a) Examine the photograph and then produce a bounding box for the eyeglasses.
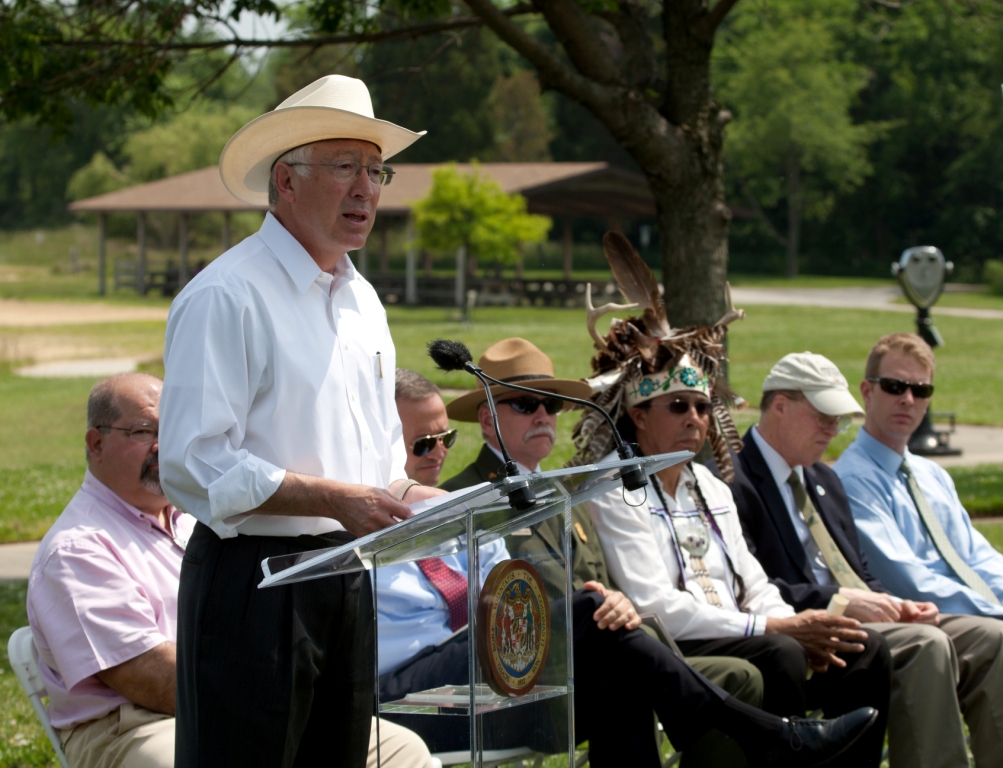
[410,429,458,457]
[802,402,852,434]
[504,396,564,416]
[95,423,158,444]
[867,377,934,399]
[284,161,394,187]
[659,400,712,417]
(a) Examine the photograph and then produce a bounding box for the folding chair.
[7,626,70,768]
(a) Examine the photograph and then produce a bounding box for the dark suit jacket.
[729,430,888,612]
[439,444,609,591]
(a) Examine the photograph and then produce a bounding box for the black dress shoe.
[760,706,879,767]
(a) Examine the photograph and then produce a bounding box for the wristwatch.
[394,479,421,501]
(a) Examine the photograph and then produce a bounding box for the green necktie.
[788,471,870,591]
[900,459,1001,606]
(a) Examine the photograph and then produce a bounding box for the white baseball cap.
[762,352,863,416]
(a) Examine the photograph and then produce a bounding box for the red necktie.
[417,558,469,631]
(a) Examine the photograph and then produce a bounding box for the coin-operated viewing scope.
[891,246,960,456]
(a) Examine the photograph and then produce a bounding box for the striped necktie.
[417,558,470,630]
[788,470,870,591]
[900,460,1000,605]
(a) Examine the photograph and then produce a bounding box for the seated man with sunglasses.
[727,352,992,768]
[395,368,456,487]
[832,333,1003,763]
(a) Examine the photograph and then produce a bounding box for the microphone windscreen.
[427,339,474,371]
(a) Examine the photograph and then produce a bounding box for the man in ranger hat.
[578,234,890,767]
[160,75,442,767]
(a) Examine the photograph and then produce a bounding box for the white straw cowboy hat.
[446,338,593,422]
[219,75,426,206]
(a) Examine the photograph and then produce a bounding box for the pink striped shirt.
[26,470,193,729]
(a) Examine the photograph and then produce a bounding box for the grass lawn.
[2,303,1003,542]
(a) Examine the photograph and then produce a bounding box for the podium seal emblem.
[477,559,551,697]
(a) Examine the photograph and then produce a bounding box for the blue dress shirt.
[375,539,510,676]
[833,428,1003,616]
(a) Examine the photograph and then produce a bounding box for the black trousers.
[381,590,729,768]
[676,630,892,768]
[175,522,374,768]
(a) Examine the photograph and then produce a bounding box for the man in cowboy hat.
[730,350,1003,768]
[160,75,442,767]
[411,338,878,767]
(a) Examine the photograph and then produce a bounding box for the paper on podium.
[258,451,692,589]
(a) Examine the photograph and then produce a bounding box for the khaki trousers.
[869,614,1003,768]
[60,706,433,768]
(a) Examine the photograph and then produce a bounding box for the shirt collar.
[80,469,180,535]
[257,212,356,296]
[485,442,537,475]
[652,463,695,508]
[854,426,907,476]
[750,425,802,488]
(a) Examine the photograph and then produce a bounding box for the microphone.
[428,339,536,511]
[428,339,648,493]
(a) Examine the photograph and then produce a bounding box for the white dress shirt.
[588,457,794,641]
[161,212,407,538]
[750,426,832,586]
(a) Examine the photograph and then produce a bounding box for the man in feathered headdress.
[579,234,893,767]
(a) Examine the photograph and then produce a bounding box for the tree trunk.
[460,0,734,326]
[785,146,802,279]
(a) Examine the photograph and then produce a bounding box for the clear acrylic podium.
[259,451,690,767]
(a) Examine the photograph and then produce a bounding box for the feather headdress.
[570,232,747,481]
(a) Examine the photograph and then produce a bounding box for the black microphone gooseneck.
[428,339,648,493]
[427,340,537,510]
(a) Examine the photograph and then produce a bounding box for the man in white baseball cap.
[729,351,998,767]
[161,75,443,767]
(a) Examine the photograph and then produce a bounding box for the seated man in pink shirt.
[26,372,433,768]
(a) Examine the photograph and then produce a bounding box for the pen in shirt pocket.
[377,351,383,379]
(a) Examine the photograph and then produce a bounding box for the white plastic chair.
[7,626,70,768]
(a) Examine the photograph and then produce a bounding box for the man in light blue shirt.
[834,332,1003,764]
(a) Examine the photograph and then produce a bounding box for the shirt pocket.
[372,350,396,424]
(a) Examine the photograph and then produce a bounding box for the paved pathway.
[16,358,139,377]
[730,286,1003,320]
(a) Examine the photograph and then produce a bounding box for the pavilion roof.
[67,162,656,218]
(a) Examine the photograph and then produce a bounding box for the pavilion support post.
[405,215,417,305]
[379,220,390,275]
[422,250,433,277]
[179,212,190,289]
[562,218,573,279]
[222,212,232,252]
[136,212,147,295]
[97,213,107,296]
[455,245,466,309]
[357,245,368,276]
[516,246,524,279]
[381,219,390,276]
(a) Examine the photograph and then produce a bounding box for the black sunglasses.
[410,429,458,457]
[504,396,564,415]
[659,399,712,416]
[867,377,934,399]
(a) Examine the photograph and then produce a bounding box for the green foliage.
[983,260,1003,296]
[483,71,554,162]
[66,152,132,201]
[412,164,551,265]
[716,3,885,257]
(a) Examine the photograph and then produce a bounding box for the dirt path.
[0,299,169,328]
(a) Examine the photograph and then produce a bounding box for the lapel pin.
[816,485,826,496]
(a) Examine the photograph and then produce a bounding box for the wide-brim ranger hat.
[446,338,593,422]
[219,75,426,206]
